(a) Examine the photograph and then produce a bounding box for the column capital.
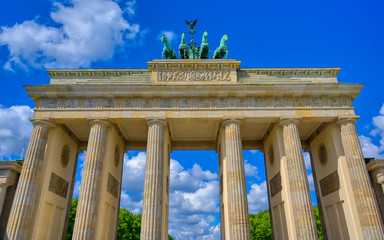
[88,118,111,127]
[29,118,56,128]
[222,117,243,126]
[337,116,359,126]
[146,118,167,127]
[279,117,301,126]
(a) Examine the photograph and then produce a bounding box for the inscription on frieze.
[320,171,340,197]
[107,173,119,199]
[157,70,231,82]
[270,172,282,197]
[48,172,69,199]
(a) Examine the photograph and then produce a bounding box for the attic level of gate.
[46,59,340,85]
[26,59,360,151]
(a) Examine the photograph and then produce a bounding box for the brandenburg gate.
[4,59,384,239]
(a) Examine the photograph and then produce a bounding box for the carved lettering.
[157,70,231,82]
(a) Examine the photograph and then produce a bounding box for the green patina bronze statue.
[199,31,209,59]
[162,35,177,59]
[179,33,188,59]
[213,34,228,59]
[161,20,229,59]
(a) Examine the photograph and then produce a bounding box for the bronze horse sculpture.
[179,33,188,59]
[162,35,177,59]
[199,31,209,59]
[213,34,228,59]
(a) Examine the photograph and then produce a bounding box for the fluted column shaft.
[141,120,166,240]
[338,118,384,239]
[72,120,108,239]
[280,119,318,239]
[5,120,50,240]
[224,119,250,240]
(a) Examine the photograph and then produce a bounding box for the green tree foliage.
[249,210,272,240]
[117,208,141,240]
[313,206,324,240]
[66,198,78,240]
[168,234,175,240]
[66,199,176,239]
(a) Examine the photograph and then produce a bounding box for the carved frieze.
[38,96,354,110]
[84,98,99,108]
[65,99,79,108]
[157,69,231,82]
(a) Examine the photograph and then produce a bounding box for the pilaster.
[338,117,384,238]
[279,118,318,239]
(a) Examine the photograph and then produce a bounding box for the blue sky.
[0,0,383,239]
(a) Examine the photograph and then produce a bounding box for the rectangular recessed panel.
[320,171,340,197]
[48,172,69,199]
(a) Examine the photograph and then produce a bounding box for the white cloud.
[244,160,259,178]
[0,105,33,158]
[120,192,142,214]
[0,0,145,70]
[359,103,384,158]
[247,181,268,213]
[72,181,81,198]
[170,181,219,215]
[119,151,220,239]
[303,151,312,170]
[360,135,384,158]
[307,173,315,191]
[159,30,176,43]
[170,160,218,192]
[122,152,146,191]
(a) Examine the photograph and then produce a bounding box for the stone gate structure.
[4,59,384,239]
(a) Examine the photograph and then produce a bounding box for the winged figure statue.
[185,19,198,34]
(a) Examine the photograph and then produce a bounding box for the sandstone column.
[280,118,318,239]
[338,117,384,238]
[72,120,109,239]
[141,119,166,240]
[223,119,250,240]
[5,120,52,240]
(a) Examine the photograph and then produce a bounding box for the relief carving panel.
[157,70,231,82]
[48,96,353,110]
